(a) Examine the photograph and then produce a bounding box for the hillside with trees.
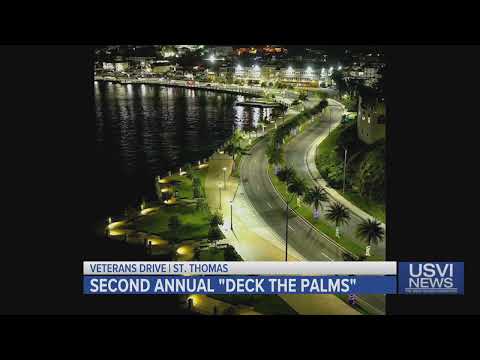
[315,122,385,222]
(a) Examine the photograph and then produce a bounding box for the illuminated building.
[357,95,386,144]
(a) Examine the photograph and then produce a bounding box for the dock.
[234,100,284,108]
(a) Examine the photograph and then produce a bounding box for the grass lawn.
[132,167,212,242]
[209,294,297,315]
[132,204,211,242]
[336,294,371,315]
[342,191,386,224]
[315,125,386,223]
[199,247,225,261]
[268,165,365,258]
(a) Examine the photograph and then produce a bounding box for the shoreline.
[94,76,294,107]
[96,77,292,216]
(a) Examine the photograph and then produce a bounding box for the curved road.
[239,102,385,314]
[284,102,386,259]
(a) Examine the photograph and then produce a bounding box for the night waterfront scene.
[93,45,386,315]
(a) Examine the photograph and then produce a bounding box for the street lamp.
[285,206,288,261]
[223,167,227,189]
[343,147,348,194]
[218,183,223,209]
[230,200,233,231]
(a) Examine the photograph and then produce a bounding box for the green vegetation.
[268,164,366,257]
[264,99,380,259]
[315,122,385,223]
[356,218,385,247]
[132,204,211,242]
[207,211,225,247]
[199,247,225,261]
[304,185,329,219]
[198,245,242,261]
[168,215,181,241]
[325,202,351,238]
[130,167,212,242]
[209,294,297,315]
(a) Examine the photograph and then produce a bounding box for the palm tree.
[319,98,329,113]
[209,212,224,228]
[231,129,244,146]
[266,141,284,174]
[356,218,384,255]
[277,166,296,184]
[287,176,307,207]
[208,211,224,248]
[304,186,329,219]
[208,226,223,248]
[225,143,242,169]
[326,202,351,237]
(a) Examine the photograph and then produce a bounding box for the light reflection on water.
[95,82,281,211]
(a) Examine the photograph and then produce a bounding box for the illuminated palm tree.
[326,202,350,237]
[304,186,329,219]
[266,141,284,174]
[225,143,242,170]
[356,219,384,255]
[287,176,307,207]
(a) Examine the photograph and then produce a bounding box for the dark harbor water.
[94,81,280,216]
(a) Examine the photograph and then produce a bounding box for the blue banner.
[83,275,396,295]
[398,262,464,294]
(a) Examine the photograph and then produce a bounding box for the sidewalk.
[204,152,360,315]
[304,100,386,229]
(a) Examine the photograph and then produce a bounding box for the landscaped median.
[264,96,383,261]
[267,164,368,259]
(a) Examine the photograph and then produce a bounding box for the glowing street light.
[338,65,342,71]
[218,183,223,209]
[230,200,233,231]
[209,55,216,63]
[222,167,227,189]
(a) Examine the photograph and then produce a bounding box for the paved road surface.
[205,153,361,315]
[239,103,385,314]
[284,102,386,259]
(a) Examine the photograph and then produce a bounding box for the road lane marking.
[321,252,333,261]
[266,202,273,209]
[288,225,295,231]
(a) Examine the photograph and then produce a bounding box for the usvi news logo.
[398,262,464,294]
